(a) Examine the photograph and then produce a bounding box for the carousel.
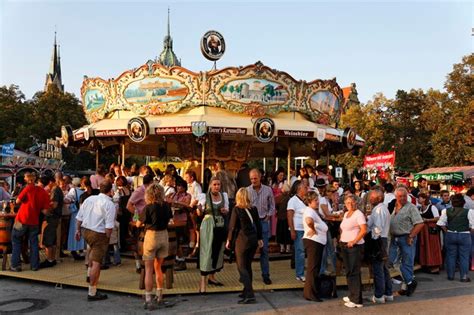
[61,59,364,178]
[2,25,390,297]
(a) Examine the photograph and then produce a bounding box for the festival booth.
[0,141,65,190]
[415,166,474,194]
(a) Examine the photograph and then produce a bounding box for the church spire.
[157,7,181,67]
[167,7,170,38]
[44,30,64,92]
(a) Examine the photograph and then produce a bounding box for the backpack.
[319,274,337,298]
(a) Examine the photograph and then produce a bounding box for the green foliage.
[337,54,473,172]
[0,84,93,170]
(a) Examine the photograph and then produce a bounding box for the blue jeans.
[320,230,336,275]
[294,230,305,278]
[372,238,393,298]
[11,224,40,270]
[445,232,471,280]
[260,220,270,278]
[389,235,416,284]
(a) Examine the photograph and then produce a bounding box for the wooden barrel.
[0,217,12,254]
[162,226,177,270]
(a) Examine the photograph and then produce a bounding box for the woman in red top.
[11,173,50,271]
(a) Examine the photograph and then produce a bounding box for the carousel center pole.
[200,140,205,184]
[121,142,125,165]
[95,149,99,170]
[287,145,291,183]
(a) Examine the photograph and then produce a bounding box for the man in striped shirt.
[247,169,275,285]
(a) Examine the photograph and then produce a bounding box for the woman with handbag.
[226,188,263,304]
[197,177,229,293]
[417,193,442,273]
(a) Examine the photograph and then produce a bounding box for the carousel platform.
[0,254,409,296]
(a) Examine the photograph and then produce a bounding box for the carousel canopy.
[64,60,364,161]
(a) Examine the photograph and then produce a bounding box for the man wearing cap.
[75,181,116,301]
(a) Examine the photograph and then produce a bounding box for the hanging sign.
[201,30,226,61]
[1,143,15,157]
[253,117,275,143]
[127,117,149,143]
[191,121,207,137]
[342,127,356,149]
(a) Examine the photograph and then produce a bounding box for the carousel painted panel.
[304,79,344,125]
[206,62,298,116]
[81,77,110,122]
[114,63,198,116]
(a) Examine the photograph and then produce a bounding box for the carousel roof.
[69,56,365,160]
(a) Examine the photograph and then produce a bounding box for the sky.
[0,0,472,103]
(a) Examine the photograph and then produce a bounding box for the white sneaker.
[296,276,306,282]
[371,295,385,304]
[384,295,394,302]
[343,296,351,303]
[392,278,402,285]
[345,301,363,308]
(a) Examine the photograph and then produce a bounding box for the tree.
[0,85,32,149]
[429,55,474,166]
[28,85,87,142]
[335,93,389,170]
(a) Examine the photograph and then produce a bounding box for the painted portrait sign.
[124,77,188,105]
[220,79,289,105]
[84,89,105,111]
[201,30,225,61]
[310,90,340,116]
[127,117,149,143]
[253,117,275,143]
[342,127,356,150]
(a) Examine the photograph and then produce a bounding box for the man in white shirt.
[367,189,393,304]
[383,183,396,206]
[331,179,344,196]
[464,188,474,209]
[287,181,308,282]
[75,181,116,301]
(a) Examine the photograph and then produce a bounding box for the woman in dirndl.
[66,177,86,259]
[198,177,229,294]
[417,193,442,273]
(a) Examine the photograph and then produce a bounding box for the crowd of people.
[1,162,473,310]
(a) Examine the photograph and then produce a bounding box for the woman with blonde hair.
[136,184,172,310]
[226,188,263,304]
[197,177,229,293]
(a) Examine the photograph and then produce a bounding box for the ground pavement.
[0,270,472,314]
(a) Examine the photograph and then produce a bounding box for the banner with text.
[363,151,395,169]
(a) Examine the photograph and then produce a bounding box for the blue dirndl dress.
[67,188,86,251]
